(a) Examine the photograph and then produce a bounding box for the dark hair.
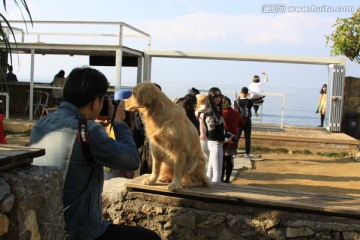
[320,84,327,94]
[253,75,260,83]
[241,87,249,94]
[177,94,199,130]
[222,96,231,109]
[63,66,109,108]
[190,87,200,95]
[205,87,222,120]
[8,65,13,72]
[55,70,65,78]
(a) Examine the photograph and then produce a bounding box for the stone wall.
[0,165,64,240]
[343,77,360,114]
[102,178,360,240]
[1,169,360,240]
[342,77,360,138]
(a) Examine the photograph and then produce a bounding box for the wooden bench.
[0,144,45,171]
[126,174,360,219]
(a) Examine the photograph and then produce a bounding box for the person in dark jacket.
[176,93,199,133]
[30,66,160,240]
[234,87,254,158]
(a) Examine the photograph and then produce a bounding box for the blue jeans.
[206,140,223,183]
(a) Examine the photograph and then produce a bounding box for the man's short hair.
[241,87,249,94]
[63,66,109,108]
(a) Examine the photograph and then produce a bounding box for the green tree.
[1,0,32,81]
[326,8,360,64]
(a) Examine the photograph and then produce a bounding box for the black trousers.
[320,113,325,126]
[95,224,161,240]
[238,120,252,154]
[221,155,233,182]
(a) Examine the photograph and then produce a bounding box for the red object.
[0,114,7,144]
[222,108,245,148]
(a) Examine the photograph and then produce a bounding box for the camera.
[231,136,239,142]
[225,132,239,142]
[99,95,121,116]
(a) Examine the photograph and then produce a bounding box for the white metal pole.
[143,55,152,82]
[280,95,285,129]
[29,48,35,121]
[114,24,123,94]
[115,50,122,94]
[137,57,143,84]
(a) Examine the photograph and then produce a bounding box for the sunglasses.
[213,94,223,99]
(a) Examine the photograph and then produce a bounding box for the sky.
[3,0,359,102]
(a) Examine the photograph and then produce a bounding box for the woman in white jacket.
[248,72,268,117]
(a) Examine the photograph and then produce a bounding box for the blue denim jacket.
[30,102,140,240]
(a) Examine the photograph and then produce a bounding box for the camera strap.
[78,118,97,166]
[109,101,120,133]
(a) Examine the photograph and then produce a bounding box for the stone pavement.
[229,151,263,182]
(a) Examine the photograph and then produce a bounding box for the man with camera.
[30,66,161,240]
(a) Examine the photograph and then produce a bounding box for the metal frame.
[327,64,345,132]
[1,20,151,120]
[1,21,347,131]
[144,50,346,132]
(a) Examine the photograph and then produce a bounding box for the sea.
[164,83,321,128]
[32,78,322,128]
[234,85,321,127]
[173,84,321,128]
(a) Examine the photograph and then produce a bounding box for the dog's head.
[125,82,162,112]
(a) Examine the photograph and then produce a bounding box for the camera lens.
[99,96,109,116]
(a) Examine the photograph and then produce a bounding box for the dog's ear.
[135,83,157,107]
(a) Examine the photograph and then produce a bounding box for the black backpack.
[235,99,250,119]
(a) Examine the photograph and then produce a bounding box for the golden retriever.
[125,82,210,191]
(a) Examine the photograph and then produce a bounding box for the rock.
[173,212,196,229]
[0,194,14,213]
[102,178,129,220]
[197,214,225,229]
[0,213,9,236]
[343,231,360,240]
[218,228,246,240]
[0,178,11,201]
[0,165,64,240]
[24,209,40,240]
[286,227,315,238]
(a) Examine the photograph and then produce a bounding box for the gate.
[327,64,345,132]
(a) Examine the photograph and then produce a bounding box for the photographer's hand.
[114,101,126,122]
[106,96,115,119]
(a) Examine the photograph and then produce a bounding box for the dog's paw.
[167,182,181,192]
[158,177,172,183]
[143,178,156,186]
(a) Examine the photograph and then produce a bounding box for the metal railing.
[3,20,151,50]
[193,89,285,128]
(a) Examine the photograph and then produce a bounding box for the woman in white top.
[248,72,269,117]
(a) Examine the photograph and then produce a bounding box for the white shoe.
[244,154,250,158]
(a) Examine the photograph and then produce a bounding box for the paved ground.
[229,151,261,181]
[5,134,29,146]
[232,152,360,197]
